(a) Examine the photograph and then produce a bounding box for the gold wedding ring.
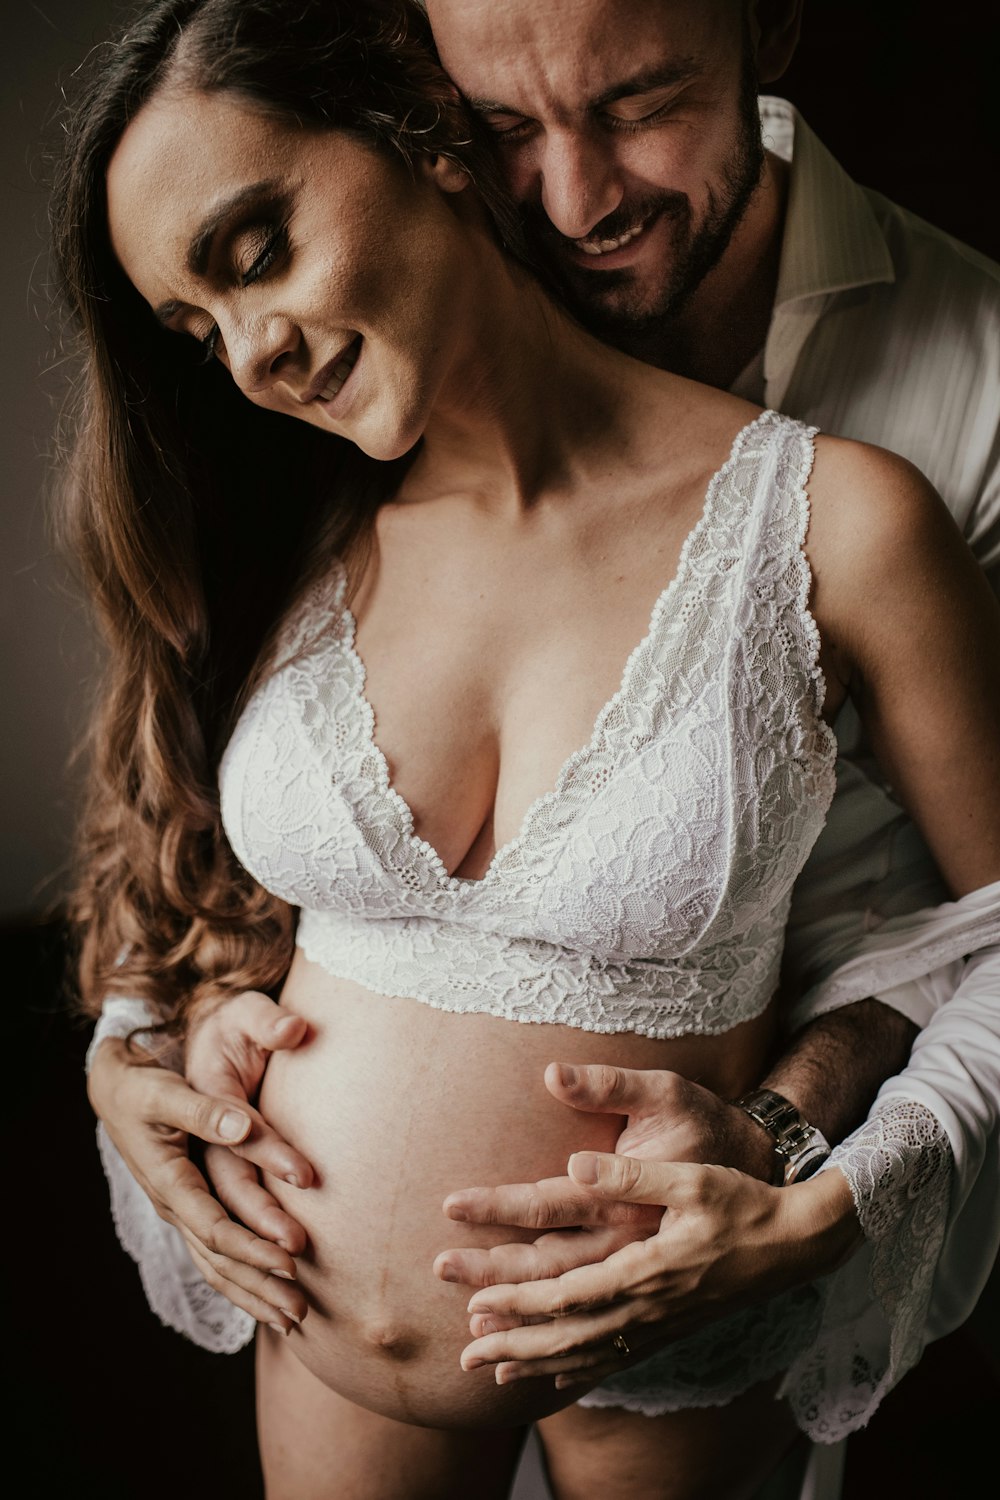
[612,1333,631,1357]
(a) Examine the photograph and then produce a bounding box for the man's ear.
[750,0,804,85]
[421,153,472,194]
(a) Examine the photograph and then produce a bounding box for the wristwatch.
[733,1087,831,1185]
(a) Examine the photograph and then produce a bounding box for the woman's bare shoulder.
[809,433,958,582]
[806,431,993,666]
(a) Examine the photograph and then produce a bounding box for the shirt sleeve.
[87,997,255,1353]
[776,857,1000,1437]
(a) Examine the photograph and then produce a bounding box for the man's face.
[427,0,764,346]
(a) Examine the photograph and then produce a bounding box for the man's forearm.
[760,997,918,1146]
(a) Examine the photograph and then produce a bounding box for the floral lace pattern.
[221,410,837,1039]
[577,1097,952,1433]
[578,1283,823,1415]
[783,1097,953,1441]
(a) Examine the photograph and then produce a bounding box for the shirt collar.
[761,96,895,306]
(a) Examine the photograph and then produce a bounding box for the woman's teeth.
[576,221,647,257]
[319,339,360,401]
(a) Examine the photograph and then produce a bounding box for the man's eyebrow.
[589,58,700,110]
[465,94,522,116]
[465,58,700,120]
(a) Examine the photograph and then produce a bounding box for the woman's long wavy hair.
[53,0,526,1031]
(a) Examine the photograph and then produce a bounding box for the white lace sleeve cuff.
[87,998,255,1354]
[783,1096,952,1440]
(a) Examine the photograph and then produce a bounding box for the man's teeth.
[576,221,646,256]
[319,341,360,401]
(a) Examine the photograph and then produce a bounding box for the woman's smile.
[306,335,363,407]
[106,88,476,460]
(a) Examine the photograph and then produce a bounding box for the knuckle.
[616,1157,644,1193]
[524,1191,559,1230]
[657,1070,684,1105]
[200,1221,226,1258]
[596,1065,625,1104]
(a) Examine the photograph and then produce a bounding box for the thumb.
[568,1151,696,1205]
[226,992,308,1054]
[545,1061,661,1116]
[146,1069,253,1145]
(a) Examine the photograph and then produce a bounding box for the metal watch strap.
[733,1087,832,1186]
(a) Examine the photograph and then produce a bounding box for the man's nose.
[226,313,299,396]
[537,130,625,240]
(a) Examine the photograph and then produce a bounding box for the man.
[88,0,999,1479]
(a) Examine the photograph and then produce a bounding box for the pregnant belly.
[258,948,775,1429]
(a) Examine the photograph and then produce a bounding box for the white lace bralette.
[219,409,837,1038]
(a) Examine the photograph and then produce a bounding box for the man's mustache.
[522,190,692,259]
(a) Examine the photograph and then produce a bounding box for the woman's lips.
[307,336,363,406]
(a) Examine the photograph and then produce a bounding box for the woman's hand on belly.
[182,990,318,1324]
[455,1154,863,1394]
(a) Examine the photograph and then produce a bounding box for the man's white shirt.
[739,98,999,1406]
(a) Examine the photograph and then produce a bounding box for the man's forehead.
[426,0,731,117]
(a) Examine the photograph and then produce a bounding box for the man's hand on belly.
[435,1062,777,1296]
[435,1062,863,1389]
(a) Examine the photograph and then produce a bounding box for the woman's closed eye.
[195,219,290,363]
[199,322,221,363]
[236,218,290,286]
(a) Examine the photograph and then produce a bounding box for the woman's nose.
[225,313,300,397]
[537,130,625,241]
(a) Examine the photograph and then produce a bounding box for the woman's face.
[106,88,475,459]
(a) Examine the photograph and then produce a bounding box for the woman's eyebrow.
[153,178,287,326]
[186,178,284,277]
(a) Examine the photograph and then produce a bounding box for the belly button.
[363,1319,422,1362]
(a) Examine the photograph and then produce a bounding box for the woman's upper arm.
[808,435,1000,898]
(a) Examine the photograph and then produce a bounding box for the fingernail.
[462,1357,486,1371]
[479,1319,498,1335]
[285,1310,303,1325]
[558,1064,578,1087]
[447,1205,468,1222]
[468,1300,491,1315]
[438,1264,460,1283]
[273,1269,296,1281]
[284,1174,301,1188]
[570,1152,600,1184]
[268,1322,289,1337]
[219,1110,249,1141]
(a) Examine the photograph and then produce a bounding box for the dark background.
[4,2,998,1497]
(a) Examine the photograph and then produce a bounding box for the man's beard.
[522,72,765,362]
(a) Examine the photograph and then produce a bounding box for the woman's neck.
[402,236,655,516]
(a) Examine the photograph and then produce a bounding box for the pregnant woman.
[57,1,1000,1496]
